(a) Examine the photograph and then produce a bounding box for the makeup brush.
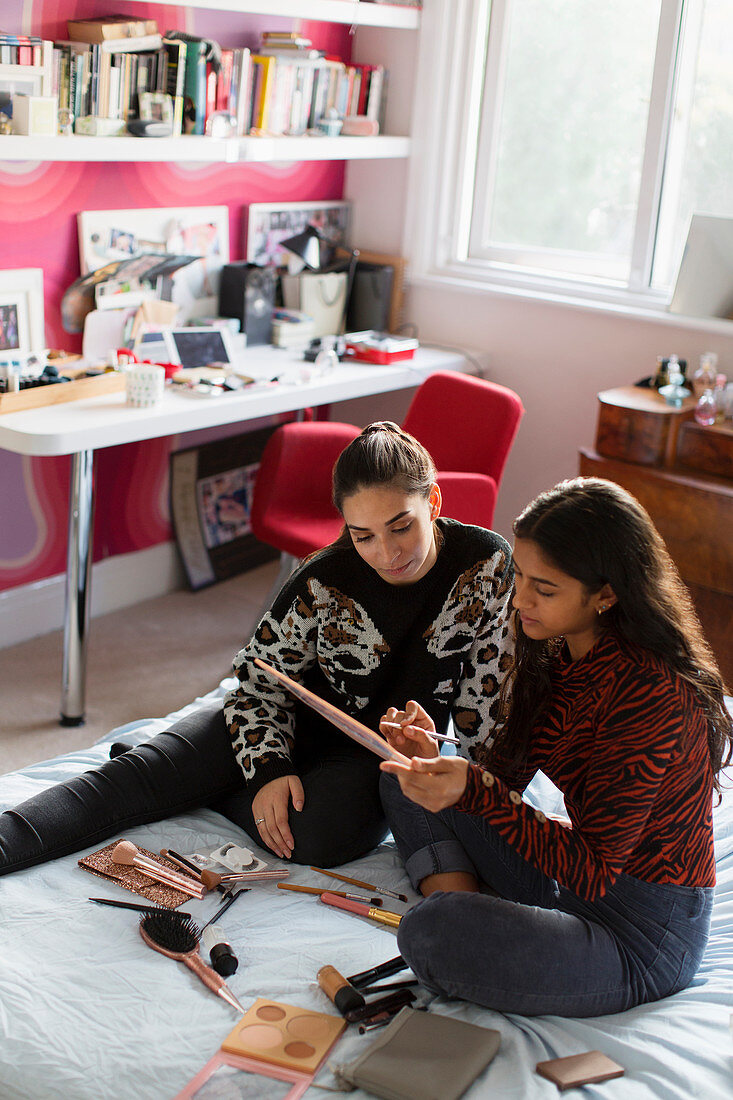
[346,956,407,989]
[89,897,191,918]
[200,888,249,933]
[112,841,206,898]
[161,849,230,895]
[200,868,289,890]
[277,882,383,906]
[381,721,460,746]
[310,866,408,904]
[159,849,206,881]
[138,911,245,1013]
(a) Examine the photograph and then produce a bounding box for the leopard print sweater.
[223,519,514,794]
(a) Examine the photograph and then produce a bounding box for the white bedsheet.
[1,684,732,1100]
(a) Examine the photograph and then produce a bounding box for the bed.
[1,681,732,1100]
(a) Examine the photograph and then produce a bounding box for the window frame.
[403,0,729,327]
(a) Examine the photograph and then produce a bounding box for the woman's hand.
[380,700,438,759]
[380,754,469,813]
[251,775,304,859]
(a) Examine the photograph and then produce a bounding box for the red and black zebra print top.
[457,629,715,901]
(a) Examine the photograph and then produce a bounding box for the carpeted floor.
[0,560,280,774]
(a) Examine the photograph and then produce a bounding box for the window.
[408,0,733,310]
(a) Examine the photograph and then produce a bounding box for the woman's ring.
[255,818,265,824]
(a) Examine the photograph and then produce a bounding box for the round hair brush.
[138,911,245,1013]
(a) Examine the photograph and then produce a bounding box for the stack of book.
[0,30,47,66]
[45,17,388,139]
[54,16,166,131]
[249,30,386,136]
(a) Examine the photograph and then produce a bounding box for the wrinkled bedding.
[1,683,731,1099]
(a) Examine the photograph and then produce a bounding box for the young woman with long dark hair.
[380,477,732,1016]
[0,423,513,875]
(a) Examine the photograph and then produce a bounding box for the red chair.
[250,372,524,605]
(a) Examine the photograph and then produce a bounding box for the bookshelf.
[120,1,421,30]
[0,2,420,164]
[0,133,411,163]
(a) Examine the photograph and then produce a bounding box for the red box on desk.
[344,331,419,365]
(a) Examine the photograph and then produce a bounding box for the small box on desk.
[11,95,58,137]
[344,331,418,365]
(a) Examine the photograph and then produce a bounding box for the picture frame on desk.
[0,268,44,358]
[246,201,350,267]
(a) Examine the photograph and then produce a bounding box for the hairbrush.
[138,911,245,1013]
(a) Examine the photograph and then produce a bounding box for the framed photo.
[77,206,230,321]
[138,92,173,125]
[78,206,229,274]
[246,200,350,267]
[0,268,44,359]
[170,427,279,590]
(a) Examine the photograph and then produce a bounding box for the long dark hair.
[329,421,437,547]
[496,477,731,795]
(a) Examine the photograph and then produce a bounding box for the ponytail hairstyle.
[331,422,437,545]
[495,477,732,796]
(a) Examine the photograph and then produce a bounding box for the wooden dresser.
[579,386,733,687]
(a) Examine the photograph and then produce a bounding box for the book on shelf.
[66,16,158,43]
[259,46,325,61]
[231,48,253,135]
[98,34,163,54]
[163,37,187,135]
[216,48,234,112]
[261,31,313,46]
[250,54,275,131]
[181,37,208,135]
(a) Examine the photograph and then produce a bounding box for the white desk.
[0,347,465,723]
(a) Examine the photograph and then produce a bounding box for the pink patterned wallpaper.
[0,1,349,592]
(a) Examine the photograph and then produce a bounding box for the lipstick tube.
[320,891,402,928]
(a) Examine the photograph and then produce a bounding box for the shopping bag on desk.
[281,271,347,336]
[346,261,394,333]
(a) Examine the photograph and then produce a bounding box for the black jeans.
[0,704,387,876]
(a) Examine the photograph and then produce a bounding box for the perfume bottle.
[713,374,728,422]
[314,337,340,376]
[692,352,718,398]
[694,388,717,427]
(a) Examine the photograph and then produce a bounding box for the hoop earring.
[597,604,607,615]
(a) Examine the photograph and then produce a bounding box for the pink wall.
[0,2,350,592]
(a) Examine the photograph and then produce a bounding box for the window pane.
[653,0,733,290]
[474,0,661,281]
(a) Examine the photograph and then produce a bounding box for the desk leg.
[60,449,95,726]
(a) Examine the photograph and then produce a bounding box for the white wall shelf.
[0,133,411,163]
[123,0,421,30]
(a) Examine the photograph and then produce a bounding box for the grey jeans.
[380,773,713,1017]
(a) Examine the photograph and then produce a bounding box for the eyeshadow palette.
[221,999,346,1073]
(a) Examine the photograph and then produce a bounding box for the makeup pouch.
[332,1007,501,1100]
